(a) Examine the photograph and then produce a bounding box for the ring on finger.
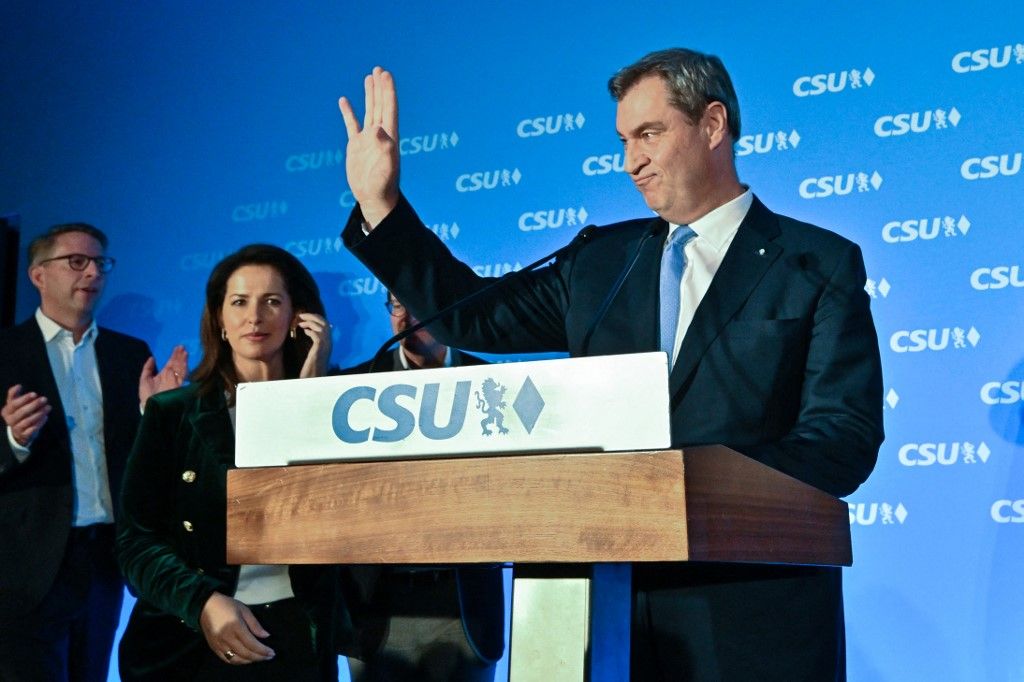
[224,649,235,660]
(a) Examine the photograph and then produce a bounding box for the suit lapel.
[17,320,71,447]
[612,218,666,353]
[95,330,132,449]
[187,390,234,464]
[669,198,783,397]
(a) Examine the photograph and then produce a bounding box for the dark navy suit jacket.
[343,194,883,680]
[0,317,150,621]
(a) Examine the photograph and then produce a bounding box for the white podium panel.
[235,352,670,467]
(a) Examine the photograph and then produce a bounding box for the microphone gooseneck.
[368,225,597,372]
[578,221,661,357]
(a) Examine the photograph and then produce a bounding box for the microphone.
[368,225,597,372]
[578,220,661,357]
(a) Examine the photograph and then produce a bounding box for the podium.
[226,444,851,679]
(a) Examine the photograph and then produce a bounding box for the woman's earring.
[290,327,297,340]
[221,328,227,341]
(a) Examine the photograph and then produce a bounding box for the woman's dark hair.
[191,244,325,399]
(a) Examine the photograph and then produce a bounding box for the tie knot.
[666,225,696,250]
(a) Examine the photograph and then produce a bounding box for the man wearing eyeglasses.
[340,291,505,682]
[0,223,188,681]
[348,291,491,372]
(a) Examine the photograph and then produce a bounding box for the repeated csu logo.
[898,441,991,466]
[874,108,961,137]
[884,387,900,410]
[337,262,522,297]
[864,277,891,300]
[991,499,1024,523]
[399,131,460,155]
[792,67,875,97]
[882,215,971,243]
[799,171,882,199]
[455,168,522,192]
[180,250,229,272]
[331,376,544,443]
[735,129,801,156]
[231,201,287,223]
[980,380,1024,405]
[849,502,907,526]
[286,149,344,173]
[951,43,1024,73]
[516,112,586,138]
[286,134,458,172]
[285,236,344,260]
[519,206,588,232]
[582,152,626,176]
[970,264,1024,290]
[427,222,461,241]
[889,326,980,353]
[960,152,1022,180]
[338,275,384,298]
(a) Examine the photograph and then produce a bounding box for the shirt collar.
[398,345,452,370]
[668,188,753,251]
[35,307,98,345]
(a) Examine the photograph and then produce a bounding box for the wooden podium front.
[226,446,851,679]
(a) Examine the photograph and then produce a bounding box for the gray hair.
[608,48,741,140]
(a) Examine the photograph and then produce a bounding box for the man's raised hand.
[339,66,400,228]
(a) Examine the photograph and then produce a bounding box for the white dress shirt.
[397,345,452,370]
[665,190,754,366]
[13,309,115,526]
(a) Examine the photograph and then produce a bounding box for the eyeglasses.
[37,253,117,273]
[385,299,407,317]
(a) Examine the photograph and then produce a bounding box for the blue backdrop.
[2,2,1022,680]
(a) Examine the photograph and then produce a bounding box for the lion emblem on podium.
[475,378,510,436]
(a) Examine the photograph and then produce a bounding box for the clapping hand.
[138,345,189,409]
[2,385,51,447]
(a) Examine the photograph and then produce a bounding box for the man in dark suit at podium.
[342,290,505,682]
[0,223,187,681]
[337,48,883,681]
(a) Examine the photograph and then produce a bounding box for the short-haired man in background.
[0,223,187,681]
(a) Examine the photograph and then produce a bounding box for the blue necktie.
[659,226,696,367]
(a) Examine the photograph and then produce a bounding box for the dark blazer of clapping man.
[0,223,187,681]
[337,50,883,682]
[341,290,505,682]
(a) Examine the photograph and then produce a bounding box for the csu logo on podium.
[332,377,545,443]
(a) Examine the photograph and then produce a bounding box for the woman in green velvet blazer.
[116,245,347,681]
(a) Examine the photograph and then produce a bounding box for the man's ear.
[28,264,45,290]
[703,101,731,149]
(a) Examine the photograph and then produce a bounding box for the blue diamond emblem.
[512,377,544,434]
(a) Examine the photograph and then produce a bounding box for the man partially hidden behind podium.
[337,49,883,681]
[341,291,505,681]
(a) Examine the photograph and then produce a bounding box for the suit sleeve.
[344,195,573,354]
[745,242,884,497]
[0,428,25,476]
[116,396,223,629]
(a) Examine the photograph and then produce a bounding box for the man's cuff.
[6,425,31,463]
